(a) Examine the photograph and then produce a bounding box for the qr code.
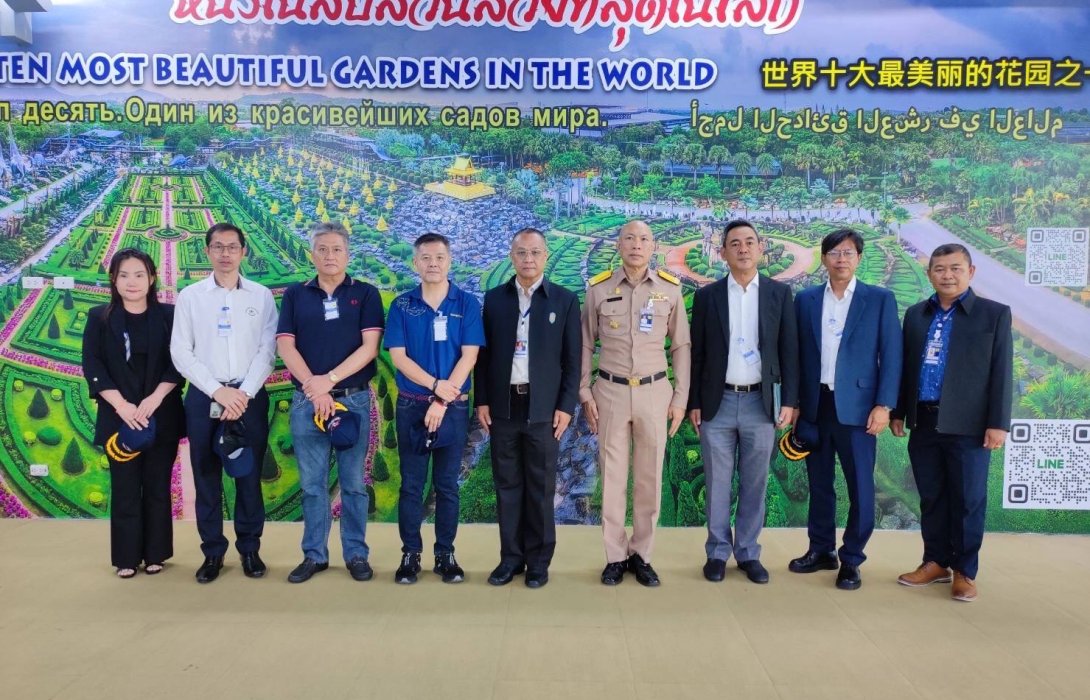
[1004,420,1090,510]
[1025,227,1089,287]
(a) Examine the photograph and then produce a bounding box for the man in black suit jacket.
[475,227,581,588]
[688,220,799,584]
[891,243,1012,603]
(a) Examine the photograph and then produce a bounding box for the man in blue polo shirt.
[384,232,484,584]
[276,223,385,584]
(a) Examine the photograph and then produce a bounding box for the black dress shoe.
[195,556,223,584]
[601,561,626,585]
[525,569,549,588]
[703,558,726,582]
[788,550,839,574]
[241,552,267,578]
[628,554,661,587]
[836,563,862,590]
[487,561,526,586]
[287,558,329,584]
[738,559,770,584]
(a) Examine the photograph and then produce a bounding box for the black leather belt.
[599,369,667,387]
[918,401,940,413]
[331,387,366,398]
[726,382,762,393]
[511,384,530,395]
[821,384,834,393]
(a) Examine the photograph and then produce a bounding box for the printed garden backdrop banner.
[0,0,1087,532]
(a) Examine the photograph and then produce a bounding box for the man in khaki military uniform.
[581,220,691,587]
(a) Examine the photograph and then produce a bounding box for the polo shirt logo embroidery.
[245,307,258,316]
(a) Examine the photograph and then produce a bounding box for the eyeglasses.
[825,250,858,260]
[209,244,243,254]
[514,249,546,260]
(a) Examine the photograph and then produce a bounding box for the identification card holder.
[434,313,448,342]
[323,297,340,321]
[217,307,232,337]
[639,301,654,333]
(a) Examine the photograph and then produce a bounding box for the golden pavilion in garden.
[425,156,495,200]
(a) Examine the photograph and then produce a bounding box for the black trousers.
[109,439,180,569]
[489,390,559,570]
[184,388,269,558]
[908,407,990,579]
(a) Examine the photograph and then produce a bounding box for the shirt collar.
[305,275,354,292]
[728,273,760,292]
[927,288,972,313]
[409,280,460,303]
[512,275,545,298]
[204,274,248,292]
[825,276,857,299]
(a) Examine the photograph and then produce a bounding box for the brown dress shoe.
[898,561,953,587]
[952,571,977,602]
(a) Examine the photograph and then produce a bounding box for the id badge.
[217,306,232,337]
[923,338,942,365]
[743,348,760,366]
[434,313,448,342]
[323,297,340,321]
[514,339,528,358]
[638,300,654,333]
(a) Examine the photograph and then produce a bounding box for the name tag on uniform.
[514,339,528,358]
[924,336,942,365]
[743,348,760,366]
[323,297,340,321]
[639,300,654,333]
[434,313,448,342]
[217,306,232,337]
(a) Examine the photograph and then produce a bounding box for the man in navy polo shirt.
[384,232,484,584]
[276,223,385,584]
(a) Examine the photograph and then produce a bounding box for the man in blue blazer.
[789,229,902,590]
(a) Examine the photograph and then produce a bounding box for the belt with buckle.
[726,382,762,393]
[330,387,366,399]
[510,384,530,395]
[918,401,940,413]
[598,369,667,387]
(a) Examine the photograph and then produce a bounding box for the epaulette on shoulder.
[589,269,613,286]
[657,269,680,285]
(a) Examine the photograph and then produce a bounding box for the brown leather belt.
[599,369,667,387]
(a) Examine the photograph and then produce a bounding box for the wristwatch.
[328,372,340,383]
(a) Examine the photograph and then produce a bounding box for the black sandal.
[145,563,164,575]
[117,567,137,579]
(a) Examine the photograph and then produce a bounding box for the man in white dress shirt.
[171,222,278,584]
[687,220,799,584]
[788,228,902,591]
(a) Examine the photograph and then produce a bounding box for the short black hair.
[929,243,972,268]
[413,232,450,250]
[722,219,759,247]
[511,227,546,245]
[821,228,864,256]
[205,222,246,248]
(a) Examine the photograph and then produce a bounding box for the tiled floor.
[2,520,1087,699]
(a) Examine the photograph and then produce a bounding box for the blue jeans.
[396,395,469,555]
[290,389,371,563]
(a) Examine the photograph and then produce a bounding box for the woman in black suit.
[82,248,185,578]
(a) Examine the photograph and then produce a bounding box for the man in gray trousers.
[687,220,799,583]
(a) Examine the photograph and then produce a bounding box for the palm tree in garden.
[624,158,643,186]
[732,152,752,185]
[891,205,910,243]
[708,144,730,183]
[1021,369,1090,419]
[684,143,706,183]
[1013,187,1051,227]
[794,142,821,189]
[756,152,777,180]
